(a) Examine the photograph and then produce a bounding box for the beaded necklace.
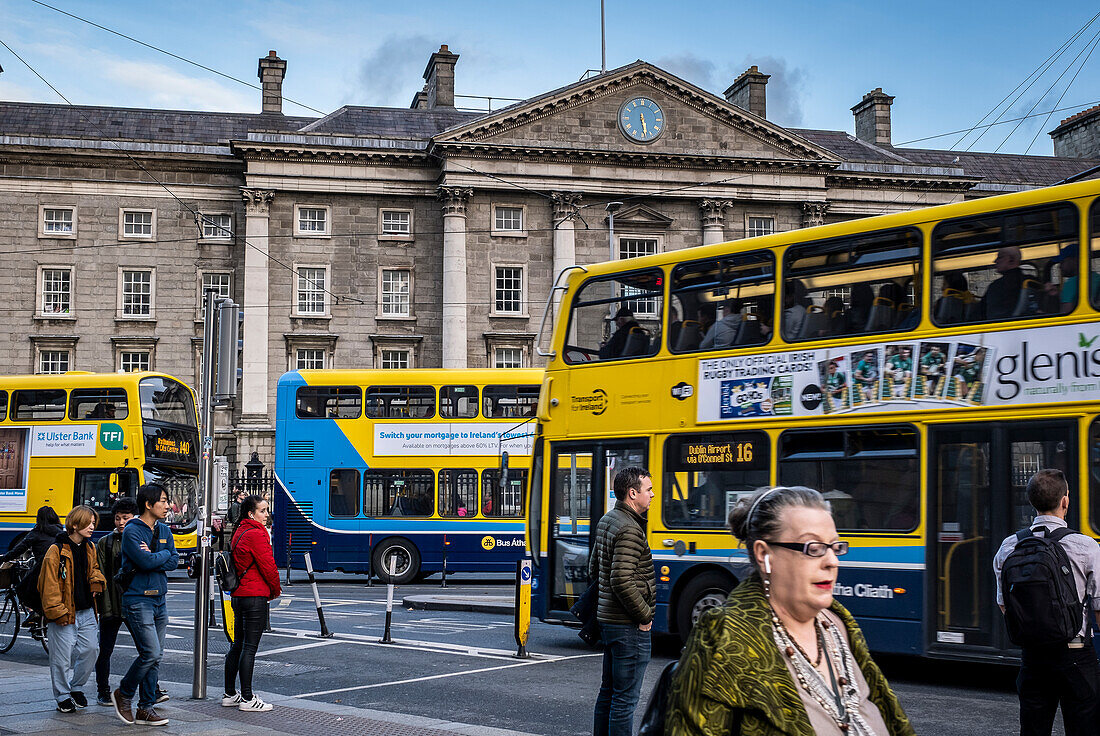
[770,606,874,735]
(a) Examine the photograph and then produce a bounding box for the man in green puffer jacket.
[95,497,137,705]
[590,466,657,736]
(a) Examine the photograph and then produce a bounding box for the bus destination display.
[673,433,766,471]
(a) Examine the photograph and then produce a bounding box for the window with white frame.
[747,216,775,238]
[380,349,410,370]
[618,237,660,316]
[494,206,524,233]
[121,269,153,317]
[380,210,412,237]
[296,348,326,370]
[296,206,329,235]
[121,209,154,238]
[120,351,150,373]
[494,266,523,314]
[296,267,327,315]
[39,350,70,374]
[40,268,72,316]
[494,347,524,368]
[41,207,75,236]
[201,214,232,239]
[380,269,411,317]
[200,272,231,305]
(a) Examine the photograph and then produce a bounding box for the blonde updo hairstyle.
[728,486,830,575]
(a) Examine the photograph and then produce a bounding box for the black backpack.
[214,531,255,595]
[15,542,62,615]
[1001,526,1084,647]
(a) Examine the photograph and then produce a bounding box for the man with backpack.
[993,468,1100,736]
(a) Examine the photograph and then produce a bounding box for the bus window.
[364,469,434,517]
[564,270,664,363]
[669,252,774,353]
[662,432,770,528]
[932,202,1076,325]
[778,426,919,532]
[1089,199,1100,311]
[365,386,435,419]
[329,468,360,518]
[438,469,477,517]
[483,385,539,418]
[69,388,129,421]
[440,385,478,419]
[296,386,362,419]
[139,377,197,426]
[0,391,6,421]
[482,468,527,517]
[12,389,66,421]
[75,468,137,529]
[783,228,921,342]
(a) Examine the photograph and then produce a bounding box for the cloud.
[656,54,718,89]
[354,35,436,107]
[100,59,254,112]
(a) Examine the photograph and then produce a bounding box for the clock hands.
[640,111,648,136]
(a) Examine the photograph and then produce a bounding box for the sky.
[0,0,1098,156]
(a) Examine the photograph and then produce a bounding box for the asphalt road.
[0,571,1049,735]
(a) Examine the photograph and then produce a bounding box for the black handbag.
[637,660,678,736]
[570,580,601,646]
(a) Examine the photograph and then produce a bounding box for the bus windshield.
[143,467,199,530]
[139,376,197,427]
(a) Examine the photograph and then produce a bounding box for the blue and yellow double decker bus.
[530,178,1100,662]
[273,369,542,583]
[0,372,200,560]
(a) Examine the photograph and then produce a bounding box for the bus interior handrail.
[536,265,587,358]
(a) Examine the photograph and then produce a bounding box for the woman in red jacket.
[221,495,281,712]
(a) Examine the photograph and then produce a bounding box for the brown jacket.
[38,537,105,626]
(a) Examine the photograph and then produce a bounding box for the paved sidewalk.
[0,660,540,736]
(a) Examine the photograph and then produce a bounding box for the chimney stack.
[1050,105,1100,159]
[724,66,769,119]
[851,88,894,146]
[410,85,430,110]
[257,50,287,115]
[422,44,459,109]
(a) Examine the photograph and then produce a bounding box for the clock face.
[619,97,665,143]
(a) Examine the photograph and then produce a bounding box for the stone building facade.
[2,46,1098,463]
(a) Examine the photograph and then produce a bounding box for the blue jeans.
[119,597,167,709]
[47,608,99,703]
[593,623,651,736]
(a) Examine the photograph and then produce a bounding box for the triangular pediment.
[609,204,673,230]
[433,62,839,166]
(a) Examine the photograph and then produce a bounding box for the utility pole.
[600,0,606,74]
[606,201,622,263]
[192,290,239,699]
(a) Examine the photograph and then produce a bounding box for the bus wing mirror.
[109,472,119,495]
[499,451,510,489]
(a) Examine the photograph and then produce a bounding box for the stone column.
[551,192,582,280]
[802,202,829,228]
[236,188,275,462]
[439,186,472,369]
[700,199,732,245]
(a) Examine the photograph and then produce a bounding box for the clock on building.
[618,97,665,142]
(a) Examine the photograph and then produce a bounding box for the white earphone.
[763,554,772,574]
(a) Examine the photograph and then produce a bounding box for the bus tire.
[675,571,734,642]
[372,538,421,585]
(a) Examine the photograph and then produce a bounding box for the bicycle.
[0,559,49,654]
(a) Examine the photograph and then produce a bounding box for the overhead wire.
[1023,31,1100,154]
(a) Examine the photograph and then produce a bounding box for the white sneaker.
[238,697,273,712]
[221,693,243,707]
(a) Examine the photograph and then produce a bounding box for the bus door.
[75,468,138,531]
[928,420,1076,659]
[546,440,647,619]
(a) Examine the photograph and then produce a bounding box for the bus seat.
[1012,279,1042,317]
[934,288,967,324]
[674,320,703,352]
[733,317,762,345]
[864,296,896,332]
[798,305,828,340]
[895,302,916,327]
[622,326,650,356]
[827,310,845,335]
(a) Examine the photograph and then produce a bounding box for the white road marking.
[255,640,343,657]
[290,653,601,699]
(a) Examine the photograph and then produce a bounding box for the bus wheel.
[373,538,421,585]
[675,572,733,642]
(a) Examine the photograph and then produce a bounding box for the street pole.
[192,289,218,699]
[600,0,606,74]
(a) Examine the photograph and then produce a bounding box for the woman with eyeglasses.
[665,486,914,736]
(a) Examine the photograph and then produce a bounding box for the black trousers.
[95,615,132,697]
[224,596,267,700]
[1018,644,1100,736]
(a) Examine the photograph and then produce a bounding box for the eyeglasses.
[767,540,849,558]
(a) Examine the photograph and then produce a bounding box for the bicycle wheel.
[0,592,19,653]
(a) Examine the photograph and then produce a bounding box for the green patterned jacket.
[665,579,915,736]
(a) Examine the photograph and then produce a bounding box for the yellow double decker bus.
[530,178,1100,662]
[0,372,200,561]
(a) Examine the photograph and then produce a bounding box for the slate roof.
[0,101,314,144]
[299,105,482,138]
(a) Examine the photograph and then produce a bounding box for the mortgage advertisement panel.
[373,422,535,456]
